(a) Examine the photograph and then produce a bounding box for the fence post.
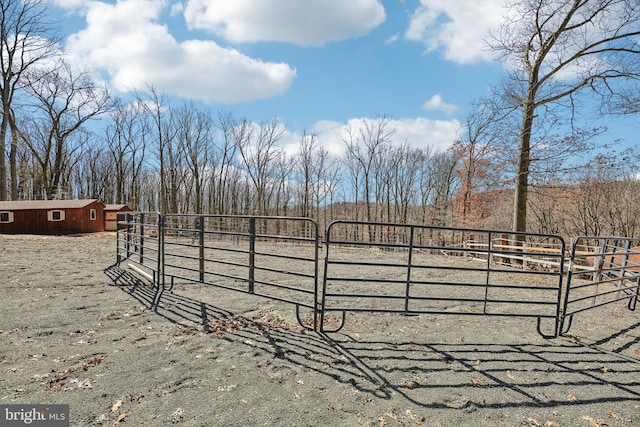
[617,239,633,299]
[591,239,609,306]
[488,231,495,267]
[116,213,122,265]
[249,217,256,293]
[139,213,145,265]
[404,225,415,313]
[126,213,131,259]
[630,277,639,311]
[158,213,164,288]
[199,216,205,283]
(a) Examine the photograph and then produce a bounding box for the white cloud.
[309,120,347,157]
[311,116,460,157]
[422,94,458,115]
[392,117,461,152]
[182,0,386,46]
[405,0,504,64]
[64,0,296,102]
[170,2,184,16]
[53,0,91,10]
[385,33,400,45]
[231,116,460,167]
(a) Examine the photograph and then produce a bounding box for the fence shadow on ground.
[103,263,640,415]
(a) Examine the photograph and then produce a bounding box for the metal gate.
[114,214,638,337]
[156,214,319,328]
[320,221,566,336]
[116,212,162,285]
[561,236,640,334]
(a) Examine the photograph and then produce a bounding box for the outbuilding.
[104,204,133,231]
[0,199,106,235]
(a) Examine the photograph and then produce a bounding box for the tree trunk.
[513,92,536,233]
[0,113,8,200]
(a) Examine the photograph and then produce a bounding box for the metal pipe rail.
[561,236,640,334]
[113,215,639,337]
[115,212,162,285]
[161,214,320,329]
[320,221,566,337]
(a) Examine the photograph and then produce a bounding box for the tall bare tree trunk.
[513,100,535,233]
[490,0,640,233]
[0,113,8,200]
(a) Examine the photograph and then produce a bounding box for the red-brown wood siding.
[0,200,105,235]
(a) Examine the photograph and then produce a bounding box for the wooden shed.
[104,204,132,231]
[0,199,106,235]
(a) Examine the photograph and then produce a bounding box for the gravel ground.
[1,233,639,426]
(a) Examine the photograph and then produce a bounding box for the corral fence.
[115,212,639,338]
[320,221,566,336]
[161,214,320,328]
[561,236,640,334]
[116,212,162,283]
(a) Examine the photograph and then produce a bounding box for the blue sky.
[52,0,638,156]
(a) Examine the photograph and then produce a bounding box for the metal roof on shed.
[0,199,102,210]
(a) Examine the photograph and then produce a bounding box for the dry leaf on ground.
[113,413,127,425]
[109,400,122,413]
[581,415,605,427]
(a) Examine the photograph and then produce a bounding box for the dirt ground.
[1,233,639,426]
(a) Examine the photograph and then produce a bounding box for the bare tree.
[341,115,395,239]
[272,153,295,216]
[429,150,460,227]
[416,146,437,224]
[163,113,187,214]
[175,102,214,214]
[236,117,286,215]
[0,0,59,199]
[489,0,640,232]
[18,60,115,199]
[342,133,364,224]
[295,130,316,218]
[453,100,506,229]
[389,144,423,224]
[71,143,114,201]
[14,140,36,199]
[104,102,148,205]
[137,85,175,213]
[205,111,239,214]
[309,142,338,226]
[558,146,640,237]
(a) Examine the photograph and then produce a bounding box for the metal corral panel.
[0,199,105,235]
